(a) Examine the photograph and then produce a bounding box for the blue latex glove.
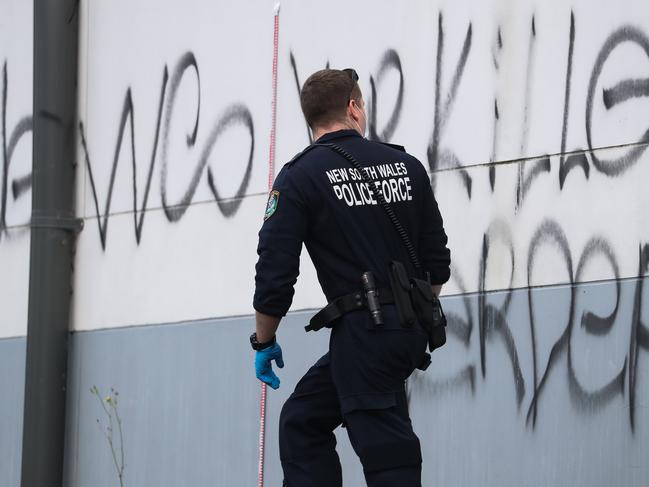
[255,342,284,390]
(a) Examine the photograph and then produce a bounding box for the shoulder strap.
[377,141,406,152]
[286,144,320,167]
[315,141,422,271]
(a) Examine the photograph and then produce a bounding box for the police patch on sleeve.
[264,190,280,220]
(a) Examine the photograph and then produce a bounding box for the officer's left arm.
[252,166,310,389]
[255,311,280,343]
[253,164,310,323]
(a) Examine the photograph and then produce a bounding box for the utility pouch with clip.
[388,261,417,328]
[410,277,447,351]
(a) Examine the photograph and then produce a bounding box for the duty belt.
[305,288,395,332]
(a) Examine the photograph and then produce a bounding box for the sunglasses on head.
[343,68,359,103]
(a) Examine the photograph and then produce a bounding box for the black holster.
[388,261,417,328]
[388,261,447,352]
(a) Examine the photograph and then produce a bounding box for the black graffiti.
[286,13,649,203]
[288,52,336,146]
[3,11,648,433]
[289,51,313,144]
[603,78,649,108]
[558,12,591,189]
[491,27,503,70]
[289,48,405,145]
[488,102,498,191]
[629,244,649,431]
[421,219,647,432]
[428,12,473,198]
[3,14,648,243]
[521,157,551,197]
[489,24,503,193]
[512,14,649,203]
[71,13,649,431]
[567,238,626,415]
[512,13,589,201]
[519,15,536,158]
[576,239,620,335]
[427,262,476,397]
[79,52,255,249]
[368,49,404,143]
[525,224,629,427]
[396,13,649,432]
[479,226,525,408]
[410,363,475,398]
[586,25,649,177]
[160,52,201,222]
[446,264,473,347]
[203,106,254,217]
[516,16,537,206]
[0,61,33,239]
[80,67,168,248]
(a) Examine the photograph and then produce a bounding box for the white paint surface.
[71,0,649,330]
[1,0,648,334]
[0,0,32,338]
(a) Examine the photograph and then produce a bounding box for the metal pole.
[21,1,81,486]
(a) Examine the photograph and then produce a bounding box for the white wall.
[71,0,649,330]
[0,0,32,339]
[73,0,274,329]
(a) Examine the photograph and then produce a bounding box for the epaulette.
[377,141,406,152]
[285,144,320,167]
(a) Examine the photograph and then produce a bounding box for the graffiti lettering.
[79,52,254,249]
[0,61,32,240]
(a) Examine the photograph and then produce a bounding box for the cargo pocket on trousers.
[341,392,422,472]
[339,391,396,416]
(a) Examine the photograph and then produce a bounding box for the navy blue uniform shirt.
[254,129,451,318]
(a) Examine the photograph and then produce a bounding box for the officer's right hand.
[255,342,284,390]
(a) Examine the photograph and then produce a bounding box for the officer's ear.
[348,99,362,122]
[345,99,354,118]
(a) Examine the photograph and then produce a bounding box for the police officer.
[252,68,450,486]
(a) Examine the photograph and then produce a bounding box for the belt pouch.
[388,261,417,328]
[410,277,447,351]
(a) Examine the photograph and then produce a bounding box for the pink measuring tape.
[258,3,281,487]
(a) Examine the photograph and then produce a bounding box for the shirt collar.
[314,129,362,143]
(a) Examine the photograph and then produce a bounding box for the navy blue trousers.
[279,308,428,486]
